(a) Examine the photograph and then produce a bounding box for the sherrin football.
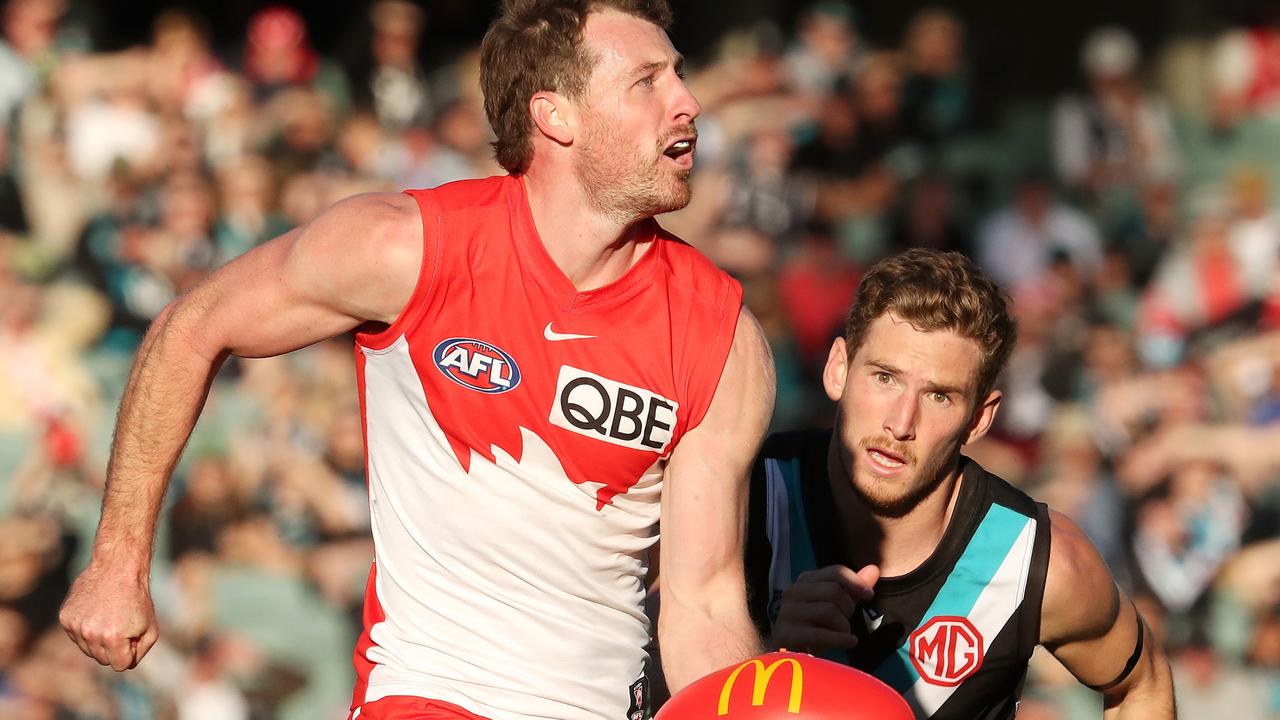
[657,651,914,719]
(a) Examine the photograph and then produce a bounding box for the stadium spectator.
[0,3,1275,717]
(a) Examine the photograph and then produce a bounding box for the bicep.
[175,193,421,360]
[660,308,775,592]
[1041,511,1143,688]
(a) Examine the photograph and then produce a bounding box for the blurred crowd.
[1,0,1279,717]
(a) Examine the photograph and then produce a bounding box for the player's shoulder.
[1040,509,1120,645]
[326,190,420,222]
[1044,510,1107,586]
[406,174,513,215]
[965,458,1043,520]
[653,222,741,312]
[298,191,421,261]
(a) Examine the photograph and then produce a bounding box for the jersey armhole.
[355,189,442,350]
[744,458,772,635]
[679,276,744,435]
[1023,502,1053,660]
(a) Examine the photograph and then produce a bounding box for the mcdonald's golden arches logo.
[717,657,804,715]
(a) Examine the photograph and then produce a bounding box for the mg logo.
[717,657,804,715]
[909,616,984,687]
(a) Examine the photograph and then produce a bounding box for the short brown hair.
[843,249,1017,399]
[479,0,673,175]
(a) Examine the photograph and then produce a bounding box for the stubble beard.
[573,114,692,225]
[850,435,957,519]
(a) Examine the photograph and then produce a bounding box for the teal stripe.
[874,503,1032,692]
[776,459,850,664]
[777,459,818,578]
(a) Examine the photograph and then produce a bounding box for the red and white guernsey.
[349,175,742,719]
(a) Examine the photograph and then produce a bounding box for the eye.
[676,70,687,80]
[875,371,893,385]
[636,75,655,89]
[929,391,951,405]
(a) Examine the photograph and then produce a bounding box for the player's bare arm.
[1040,510,1176,718]
[59,192,422,671]
[657,307,775,693]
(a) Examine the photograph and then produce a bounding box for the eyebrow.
[630,54,684,79]
[865,360,967,397]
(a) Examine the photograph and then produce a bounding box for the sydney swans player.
[59,2,774,719]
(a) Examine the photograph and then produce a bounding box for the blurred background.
[1,0,1280,717]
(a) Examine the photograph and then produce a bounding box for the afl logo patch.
[432,337,521,394]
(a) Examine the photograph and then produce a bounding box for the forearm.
[1102,637,1176,719]
[1102,673,1176,719]
[93,304,225,577]
[658,588,762,693]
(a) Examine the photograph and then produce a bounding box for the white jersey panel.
[360,336,662,719]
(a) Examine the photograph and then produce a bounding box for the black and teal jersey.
[745,430,1052,720]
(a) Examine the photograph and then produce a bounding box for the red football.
[657,651,914,719]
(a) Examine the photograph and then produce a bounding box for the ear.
[529,91,574,146]
[963,389,1002,446]
[822,337,850,402]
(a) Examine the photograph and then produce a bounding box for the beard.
[572,113,693,225]
[850,434,958,519]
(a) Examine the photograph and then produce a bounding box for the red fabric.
[348,563,385,712]
[1246,29,1280,109]
[777,253,860,363]
[356,174,742,507]
[1197,248,1244,324]
[346,174,742,705]
[1261,290,1280,329]
[353,696,491,720]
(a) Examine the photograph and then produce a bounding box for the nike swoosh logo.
[861,606,884,632]
[544,323,596,342]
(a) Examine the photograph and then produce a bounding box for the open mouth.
[866,446,909,474]
[662,136,696,161]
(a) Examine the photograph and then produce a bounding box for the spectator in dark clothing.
[345,0,431,132]
[900,7,974,145]
[887,172,971,255]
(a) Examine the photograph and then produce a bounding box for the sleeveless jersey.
[350,175,742,720]
[745,430,1051,720]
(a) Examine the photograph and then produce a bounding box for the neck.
[520,166,651,291]
[827,440,966,578]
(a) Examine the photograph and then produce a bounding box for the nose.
[884,395,918,442]
[671,75,701,124]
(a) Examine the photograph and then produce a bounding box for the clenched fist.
[59,562,158,672]
[771,564,879,654]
